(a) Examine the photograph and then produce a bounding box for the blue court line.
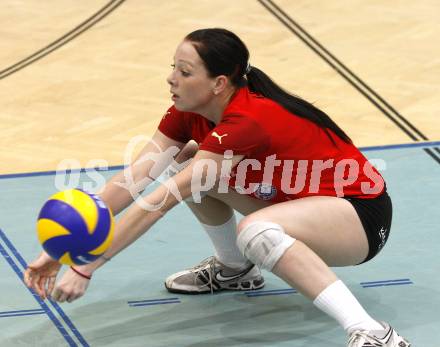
[360,278,411,285]
[245,279,413,297]
[362,282,412,288]
[0,233,77,346]
[1,140,439,180]
[0,311,46,318]
[359,140,440,152]
[0,309,45,317]
[129,300,181,307]
[127,297,180,304]
[0,165,125,180]
[0,228,89,347]
[0,309,45,315]
[245,289,298,297]
[245,292,297,297]
[362,282,413,288]
[245,288,298,295]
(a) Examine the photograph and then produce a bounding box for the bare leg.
[234,195,384,333]
[237,196,369,298]
[174,143,246,268]
[173,141,234,226]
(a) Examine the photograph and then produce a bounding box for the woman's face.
[167,40,217,113]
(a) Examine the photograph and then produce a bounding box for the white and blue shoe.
[165,256,265,294]
[348,322,411,347]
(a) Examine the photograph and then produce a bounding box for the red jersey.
[158,87,385,202]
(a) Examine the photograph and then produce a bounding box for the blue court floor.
[1,143,439,346]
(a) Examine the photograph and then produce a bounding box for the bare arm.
[42,149,242,303]
[99,130,185,215]
[24,130,186,300]
[78,150,244,274]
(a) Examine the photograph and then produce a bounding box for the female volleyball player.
[24,28,410,346]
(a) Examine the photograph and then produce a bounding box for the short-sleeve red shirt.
[158,87,384,202]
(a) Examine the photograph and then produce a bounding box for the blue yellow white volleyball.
[36,189,114,265]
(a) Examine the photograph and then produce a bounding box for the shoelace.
[191,256,216,295]
[348,330,383,347]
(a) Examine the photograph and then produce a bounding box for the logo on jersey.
[211,131,228,144]
[254,183,277,200]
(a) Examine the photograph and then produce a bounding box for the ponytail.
[246,66,351,144]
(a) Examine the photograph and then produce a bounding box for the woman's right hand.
[24,251,62,300]
[50,266,91,303]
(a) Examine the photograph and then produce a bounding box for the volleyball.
[36,188,114,265]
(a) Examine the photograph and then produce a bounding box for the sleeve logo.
[211,131,228,144]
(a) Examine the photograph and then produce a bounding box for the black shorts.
[343,191,393,263]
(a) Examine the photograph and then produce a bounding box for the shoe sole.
[164,279,265,295]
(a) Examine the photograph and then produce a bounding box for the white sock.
[313,280,383,334]
[202,215,251,270]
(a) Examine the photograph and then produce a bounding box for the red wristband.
[70,266,92,280]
